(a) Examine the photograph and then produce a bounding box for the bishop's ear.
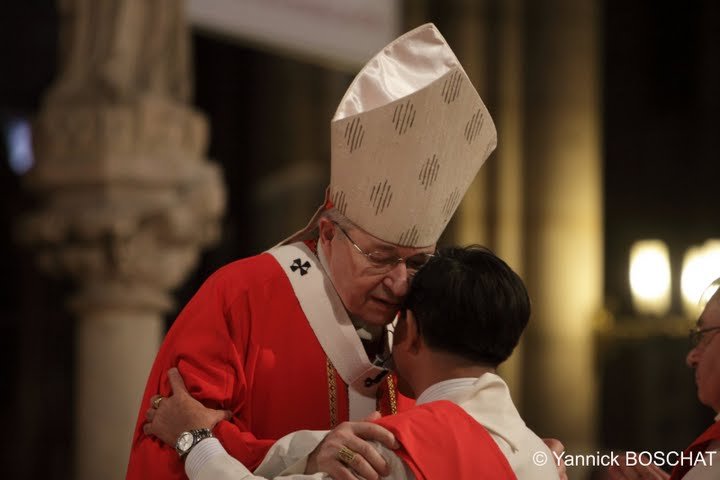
[317,217,336,244]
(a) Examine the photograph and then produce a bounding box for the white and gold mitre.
[328,23,496,247]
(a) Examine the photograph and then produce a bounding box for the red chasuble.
[670,421,720,480]
[126,250,408,480]
[374,400,517,480]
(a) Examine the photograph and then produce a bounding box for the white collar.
[416,377,479,405]
[414,373,524,453]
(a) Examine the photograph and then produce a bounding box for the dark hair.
[402,245,530,366]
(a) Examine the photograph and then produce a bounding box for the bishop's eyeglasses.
[332,221,433,274]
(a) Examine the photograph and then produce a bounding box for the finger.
[145,407,156,422]
[143,422,152,436]
[150,394,163,408]
[343,436,390,478]
[333,451,380,480]
[626,463,666,480]
[606,467,621,480]
[167,367,189,394]
[556,461,568,480]
[644,464,670,480]
[362,411,382,422]
[210,409,230,428]
[323,463,358,480]
[615,464,641,480]
[543,438,565,456]
[349,422,399,450]
[607,465,631,480]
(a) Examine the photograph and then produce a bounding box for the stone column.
[440,0,493,248]
[521,0,602,475]
[493,0,527,403]
[427,0,529,400]
[17,1,225,478]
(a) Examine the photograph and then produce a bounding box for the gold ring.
[151,396,164,409]
[336,446,357,465]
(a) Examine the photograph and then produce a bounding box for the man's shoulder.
[210,251,286,288]
[210,241,319,288]
[215,251,278,273]
[375,400,480,440]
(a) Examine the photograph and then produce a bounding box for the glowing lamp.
[681,240,720,318]
[629,240,671,316]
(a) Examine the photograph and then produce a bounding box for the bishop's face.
[687,294,720,413]
[318,218,434,327]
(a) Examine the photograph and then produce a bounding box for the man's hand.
[542,438,568,480]
[143,367,231,446]
[608,454,670,480]
[305,411,399,480]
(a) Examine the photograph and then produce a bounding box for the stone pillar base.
[75,310,164,480]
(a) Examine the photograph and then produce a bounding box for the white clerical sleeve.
[681,439,720,480]
[186,438,329,480]
[256,430,329,476]
[185,438,415,480]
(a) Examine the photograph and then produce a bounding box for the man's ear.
[404,310,422,354]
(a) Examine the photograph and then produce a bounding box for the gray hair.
[319,207,357,231]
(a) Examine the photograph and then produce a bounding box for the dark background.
[603,1,720,316]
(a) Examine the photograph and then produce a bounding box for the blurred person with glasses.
[610,278,720,480]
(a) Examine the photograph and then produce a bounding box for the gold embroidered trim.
[386,374,398,415]
[326,357,338,427]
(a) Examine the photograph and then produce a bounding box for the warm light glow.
[681,240,720,318]
[629,240,671,316]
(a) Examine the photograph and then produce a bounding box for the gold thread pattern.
[386,374,398,415]
[326,357,338,427]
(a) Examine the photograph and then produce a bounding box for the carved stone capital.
[19,96,225,314]
[30,95,208,188]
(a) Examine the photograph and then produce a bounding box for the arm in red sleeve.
[126,262,277,480]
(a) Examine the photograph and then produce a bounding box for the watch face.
[177,432,194,452]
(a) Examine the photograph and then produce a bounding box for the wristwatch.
[175,428,214,457]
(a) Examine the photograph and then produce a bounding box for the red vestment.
[126,250,410,480]
[670,421,720,480]
[374,400,517,480]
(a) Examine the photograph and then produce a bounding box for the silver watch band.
[176,428,214,457]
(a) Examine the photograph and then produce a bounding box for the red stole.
[374,400,517,480]
[670,421,720,479]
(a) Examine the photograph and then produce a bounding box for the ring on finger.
[151,396,164,409]
[336,446,357,465]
